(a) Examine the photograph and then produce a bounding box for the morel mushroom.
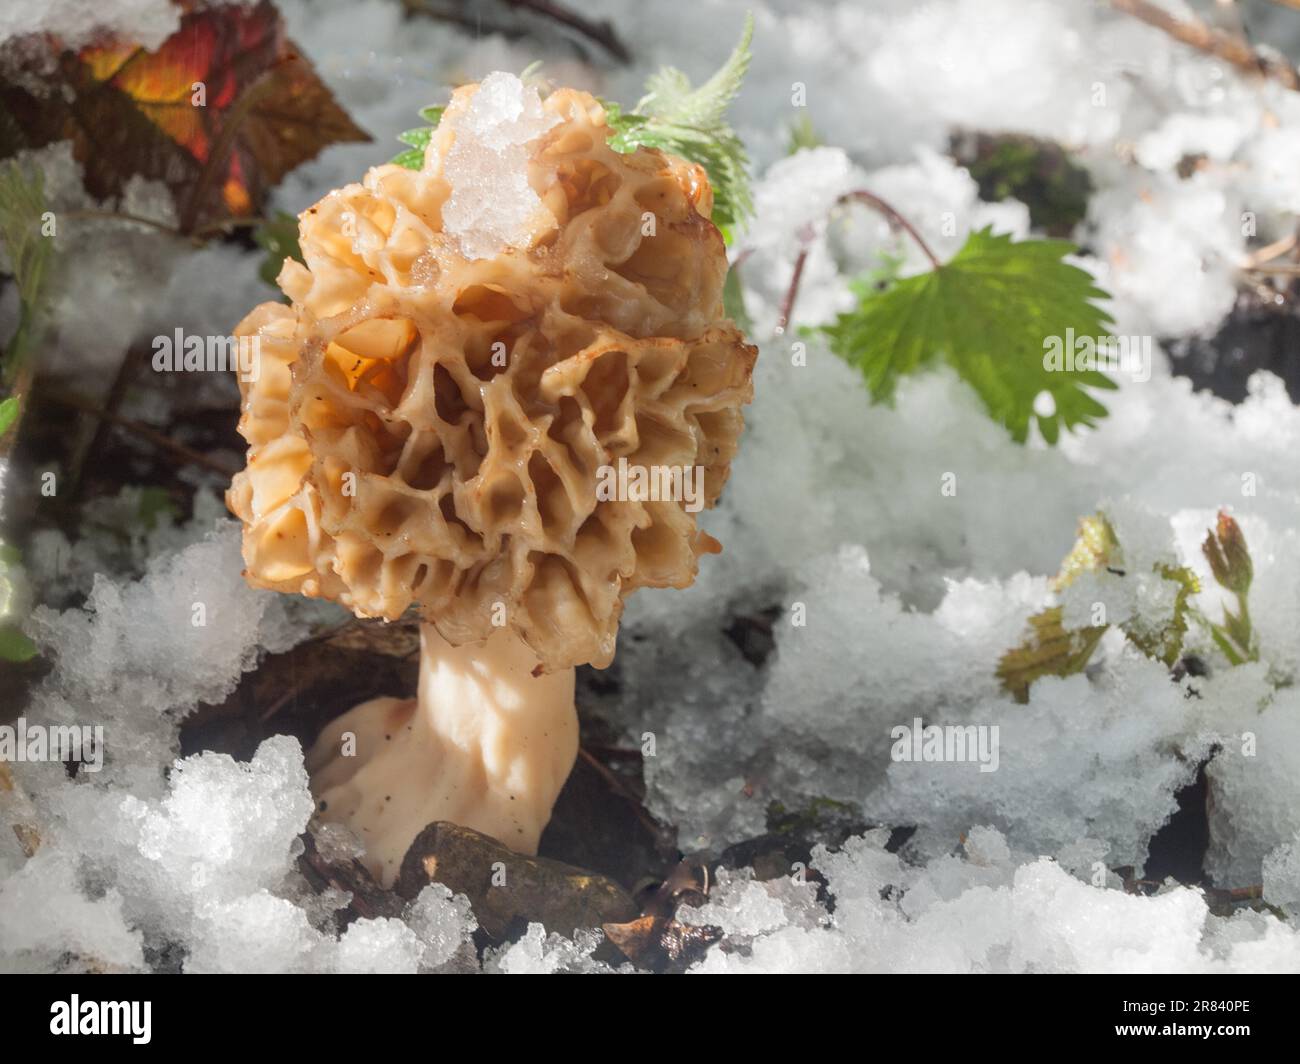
[227,73,756,884]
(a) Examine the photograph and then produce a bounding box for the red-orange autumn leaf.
[0,0,369,232]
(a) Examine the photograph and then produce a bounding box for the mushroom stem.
[307,623,578,886]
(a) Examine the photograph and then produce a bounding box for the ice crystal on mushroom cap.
[227,75,756,670]
[441,72,561,260]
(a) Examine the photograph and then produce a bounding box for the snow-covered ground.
[2,0,1300,972]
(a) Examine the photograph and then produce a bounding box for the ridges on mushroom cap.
[227,78,757,670]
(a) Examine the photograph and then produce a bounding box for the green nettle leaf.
[819,227,1118,443]
[602,13,753,240]
[391,105,444,170]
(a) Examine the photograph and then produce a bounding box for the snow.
[441,72,560,260]
[0,852,144,973]
[3,0,1300,974]
[486,924,611,975]
[0,0,178,51]
[1263,834,1300,919]
[682,829,1300,974]
[405,884,479,970]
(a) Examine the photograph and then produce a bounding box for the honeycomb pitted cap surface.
[227,77,757,670]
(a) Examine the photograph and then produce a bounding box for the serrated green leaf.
[0,395,18,436]
[1122,563,1199,668]
[0,626,36,663]
[999,511,1207,702]
[638,13,752,131]
[602,14,753,238]
[397,127,433,150]
[391,105,445,170]
[818,227,1117,443]
[391,148,426,171]
[999,512,1116,702]
[997,606,1107,704]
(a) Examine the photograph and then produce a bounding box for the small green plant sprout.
[998,513,1116,703]
[1195,510,1258,666]
[999,509,1266,701]
[998,513,1199,702]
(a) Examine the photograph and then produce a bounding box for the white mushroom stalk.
[308,624,576,885]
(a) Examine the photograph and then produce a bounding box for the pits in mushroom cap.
[227,79,756,671]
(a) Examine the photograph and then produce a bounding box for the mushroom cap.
[227,81,756,670]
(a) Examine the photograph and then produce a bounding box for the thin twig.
[69,345,143,500]
[501,0,632,63]
[63,208,181,238]
[1242,262,1300,276]
[1244,232,1297,268]
[759,188,941,336]
[576,746,669,843]
[44,388,237,477]
[773,224,814,336]
[65,209,265,247]
[189,216,264,241]
[1111,0,1300,91]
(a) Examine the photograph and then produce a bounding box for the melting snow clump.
[441,72,560,260]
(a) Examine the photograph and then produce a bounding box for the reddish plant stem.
[767,188,941,336]
[773,224,813,336]
[503,0,632,63]
[840,190,942,269]
[1111,0,1300,91]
